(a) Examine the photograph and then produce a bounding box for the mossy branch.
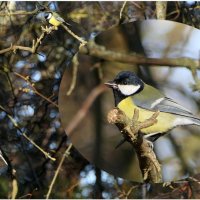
[80,41,200,69]
[107,108,162,183]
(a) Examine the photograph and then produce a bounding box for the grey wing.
[133,84,196,118]
[56,15,65,23]
[153,97,200,125]
[152,97,194,117]
[56,16,71,26]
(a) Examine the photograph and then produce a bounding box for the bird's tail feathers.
[63,21,72,26]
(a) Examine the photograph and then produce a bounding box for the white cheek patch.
[118,84,140,96]
[47,13,52,19]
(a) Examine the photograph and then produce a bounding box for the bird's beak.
[104,81,118,89]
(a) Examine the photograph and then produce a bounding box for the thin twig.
[61,24,87,46]
[167,9,180,20]
[45,143,73,199]
[22,133,56,161]
[66,181,79,194]
[130,2,144,9]
[187,176,200,184]
[126,185,138,198]
[14,72,58,108]
[66,54,79,96]
[117,184,138,199]
[11,169,18,199]
[0,26,57,55]
[119,1,127,20]
[3,68,16,100]
[0,9,39,16]
[0,105,56,161]
[0,44,32,54]
[66,84,107,136]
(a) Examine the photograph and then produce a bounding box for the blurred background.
[59,19,200,183]
[1,1,200,198]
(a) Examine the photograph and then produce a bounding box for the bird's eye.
[123,81,127,85]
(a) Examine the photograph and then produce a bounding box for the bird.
[105,71,200,142]
[44,11,70,27]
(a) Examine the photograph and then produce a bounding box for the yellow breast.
[49,16,62,26]
[117,97,177,135]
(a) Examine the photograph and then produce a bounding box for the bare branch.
[156,1,167,20]
[0,9,39,16]
[66,84,107,136]
[11,169,18,199]
[107,108,162,183]
[45,143,73,199]
[119,1,127,20]
[0,105,56,161]
[80,42,200,69]
[61,24,87,46]
[0,26,57,55]
[14,72,58,108]
[66,54,79,96]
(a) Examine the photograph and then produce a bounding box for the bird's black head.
[105,71,144,104]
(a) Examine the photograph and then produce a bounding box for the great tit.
[44,12,70,27]
[105,71,200,141]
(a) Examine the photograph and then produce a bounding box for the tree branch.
[0,9,39,16]
[45,143,73,199]
[61,24,87,46]
[156,1,167,20]
[66,84,107,136]
[107,108,162,183]
[66,53,79,96]
[80,41,200,69]
[0,26,57,55]
[0,105,56,161]
[14,72,58,108]
[119,1,127,20]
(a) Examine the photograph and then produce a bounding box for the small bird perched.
[105,71,200,142]
[44,11,70,27]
